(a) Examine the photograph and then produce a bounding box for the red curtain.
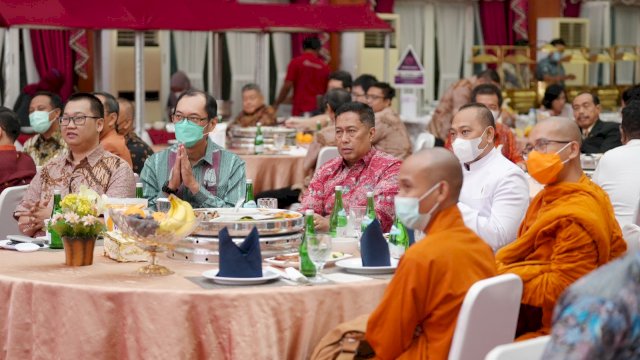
[564,1,582,17]
[375,0,394,13]
[30,30,75,100]
[479,1,509,46]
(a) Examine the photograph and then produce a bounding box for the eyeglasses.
[58,115,100,126]
[365,94,385,101]
[171,113,209,124]
[522,139,572,156]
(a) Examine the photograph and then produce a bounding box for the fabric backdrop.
[613,5,640,84]
[580,1,611,86]
[29,30,74,100]
[172,31,210,91]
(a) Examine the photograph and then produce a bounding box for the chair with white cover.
[622,223,640,254]
[0,185,28,239]
[448,273,523,360]
[316,146,339,170]
[484,335,550,360]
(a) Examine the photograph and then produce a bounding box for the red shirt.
[0,145,36,194]
[285,52,330,116]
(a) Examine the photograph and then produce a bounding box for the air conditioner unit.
[102,30,165,124]
[537,18,589,86]
[355,13,399,82]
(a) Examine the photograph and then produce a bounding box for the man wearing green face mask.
[23,91,67,166]
[140,89,246,209]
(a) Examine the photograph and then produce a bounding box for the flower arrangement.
[49,186,105,238]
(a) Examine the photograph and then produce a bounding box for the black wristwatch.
[162,181,178,195]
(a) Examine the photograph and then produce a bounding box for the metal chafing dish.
[229,126,296,149]
[167,232,302,264]
[193,208,304,237]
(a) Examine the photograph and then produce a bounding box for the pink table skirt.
[0,247,388,359]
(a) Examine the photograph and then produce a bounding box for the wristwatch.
[162,181,178,195]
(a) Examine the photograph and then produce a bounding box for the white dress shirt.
[592,139,640,227]
[458,147,530,251]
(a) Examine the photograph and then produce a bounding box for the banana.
[157,195,196,236]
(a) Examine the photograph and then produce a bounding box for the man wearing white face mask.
[450,103,529,251]
[23,91,67,166]
[366,148,496,359]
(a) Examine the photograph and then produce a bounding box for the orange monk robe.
[101,130,133,168]
[366,206,496,359]
[496,174,626,340]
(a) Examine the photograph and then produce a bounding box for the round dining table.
[0,247,390,359]
[239,153,306,194]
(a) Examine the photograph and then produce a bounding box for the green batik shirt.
[140,139,246,209]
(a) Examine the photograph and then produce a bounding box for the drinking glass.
[348,206,367,238]
[257,198,278,209]
[307,234,333,283]
[157,198,171,213]
[273,133,286,153]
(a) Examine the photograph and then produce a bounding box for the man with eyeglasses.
[450,103,529,252]
[23,91,67,166]
[351,74,377,104]
[300,102,400,232]
[572,92,622,154]
[140,89,246,209]
[15,93,136,237]
[94,92,133,168]
[364,82,412,159]
[496,117,626,340]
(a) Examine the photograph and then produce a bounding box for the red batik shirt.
[300,148,401,232]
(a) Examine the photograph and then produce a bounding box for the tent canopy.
[0,0,392,33]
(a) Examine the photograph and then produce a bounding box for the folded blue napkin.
[408,229,415,247]
[217,227,263,278]
[360,219,391,266]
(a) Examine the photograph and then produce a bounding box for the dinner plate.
[264,252,353,268]
[335,257,399,275]
[202,268,280,285]
[0,240,49,251]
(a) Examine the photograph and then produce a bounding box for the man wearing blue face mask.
[140,89,246,209]
[23,91,67,166]
[366,148,496,359]
[536,38,576,87]
[450,103,529,251]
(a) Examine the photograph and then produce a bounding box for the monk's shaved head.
[399,148,463,206]
[527,116,583,183]
[534,117,583,144]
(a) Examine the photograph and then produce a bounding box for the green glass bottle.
[389,216,409,249]
[316,119,322,132]
[243,179,257,208]
[361,191,377,232]
[329,186,348,237]
[254,122,264,154]
[299,209,317,277]
[135,182,144,198]
[50,189,63,249]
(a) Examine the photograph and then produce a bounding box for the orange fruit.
[303,134,313,143]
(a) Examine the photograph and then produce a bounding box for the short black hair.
[93,91,119,115]
[471,84,503,107]
[329,71,352,90]
[622,85,640,105]
[33,91,63,111]
[458,102,495,129]
[66,92,105,118]
[325,89,352,113]
[302,37,321,51]
[353,74,378,92]
[335,102,376,128]
[477,69,501,84]
[241,83,262,94]
[0,107,21,142]
[369,82,396,100]
[575,91,600,106]
[622,100,640,139]
[550,38,566,47]
[175,89,218,121]
[542,84,566,110]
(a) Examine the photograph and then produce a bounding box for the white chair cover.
[0,185,28,239]
[316,146,339,171]
[484,335,550,360]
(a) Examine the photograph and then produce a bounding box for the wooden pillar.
[528,0,562,48]
[329,0,367,71]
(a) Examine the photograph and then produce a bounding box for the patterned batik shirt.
[16,145,136,219]
[543,251,640,359]
[300,148,401,232]
[140,138,246,209]
[125,132,154,174]
[22,131,67,166]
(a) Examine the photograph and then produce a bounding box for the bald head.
[116,98,134,135]
[399,148,463,207]
[533,117,582,144]
[527,116,583,183]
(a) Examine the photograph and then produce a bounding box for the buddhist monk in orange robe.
[496,117,626,340]
[366,148,497,359]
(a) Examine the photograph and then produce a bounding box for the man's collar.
[243,105,266,117]
[342,147,376,168]
[194,138,221,166]
[65,145,104,167]
[465,147,498,171]
[0,145,16,151]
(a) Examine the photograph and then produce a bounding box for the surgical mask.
[551,52,562,62]
[174,119,205,148]
[490,110,500,122]
[29,110,54,134]
[394,182,441,231]
[525,143,572,184]
[452,127,489,164]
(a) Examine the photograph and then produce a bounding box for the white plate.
[264,252,353,268]
[15,243,40,252]
[202,268,280,285]
[0,240,48,251]
[335,257,399,275]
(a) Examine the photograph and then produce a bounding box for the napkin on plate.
[360,219,391,266]
[217,227,263,278]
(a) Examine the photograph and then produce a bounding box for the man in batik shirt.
[23,91,67,166]
[15,93,136,237]
[301,102,400,232]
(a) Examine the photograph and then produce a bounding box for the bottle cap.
[256,122,262,127]
[246,179,253,184]
[335,185,343,191]
[366,191,373,197]
[136,182,143,187]
[305,209,314,216]
[53,189,61,195]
